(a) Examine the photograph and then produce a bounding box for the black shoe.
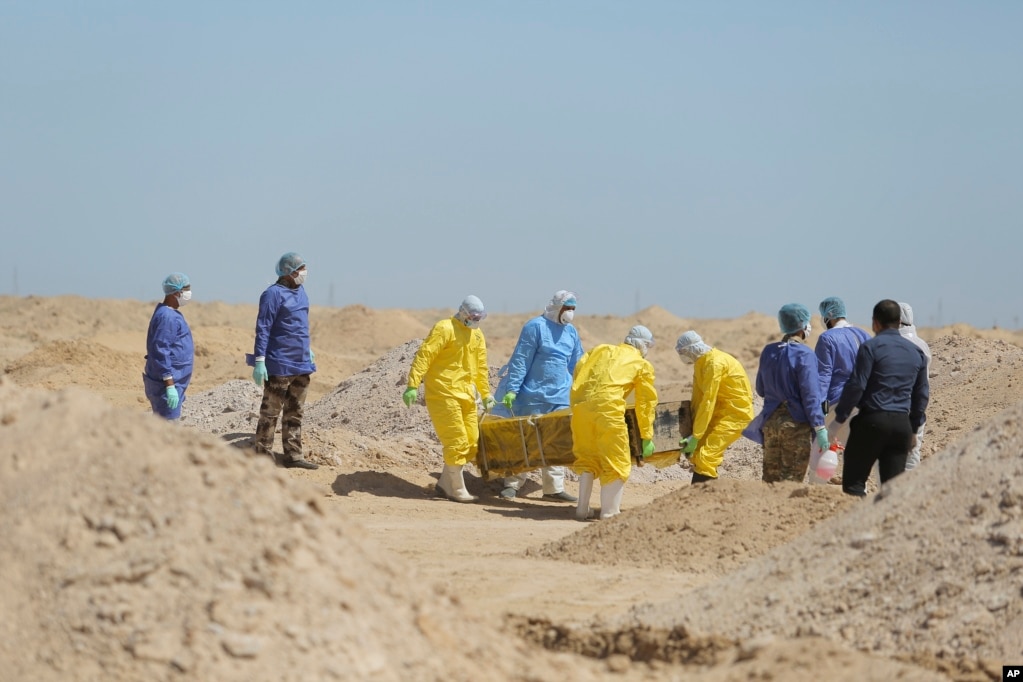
[499,487,517,499]
[283,459,319,470]
[543,491,578,502]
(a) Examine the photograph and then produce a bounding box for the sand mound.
[4,339,142,392]
[924,334,1023,457]
[179,379,263,436]
[616,399,1023,670]
[311,305,430,355]
[533,479,857,574]
[0,295,152,342]
[305,340,437,440]
[0,379,599,682]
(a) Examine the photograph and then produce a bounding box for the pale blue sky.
[2,2,1021,328]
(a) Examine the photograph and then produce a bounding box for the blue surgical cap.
[162,272,190,294]
[778,303,811,335]
[818,297,846,322]
[276,252,306,277]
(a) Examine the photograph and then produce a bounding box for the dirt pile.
[533,479,857,574]
[305,340,437,441]
[924,334,1023,457]
[0,379,607,682]
[611,400,1023,674]
[4,339,141,392]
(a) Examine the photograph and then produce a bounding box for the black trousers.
[842,410,913,497]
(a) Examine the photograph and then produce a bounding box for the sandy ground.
[2,294,1023,681]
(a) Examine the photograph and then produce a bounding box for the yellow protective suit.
[408,317,491,467]
[570,343,657,485]
[689,347,755,478]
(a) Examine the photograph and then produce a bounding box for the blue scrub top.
[144,303,194,388]
[815,325,871,404]
[754,340,825,429]
[254,282,316,377]
[492,315,582,416]
[143,303,193,419]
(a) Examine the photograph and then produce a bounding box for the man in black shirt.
[832,299,929,497]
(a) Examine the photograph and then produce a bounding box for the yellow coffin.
[475,401,692,480]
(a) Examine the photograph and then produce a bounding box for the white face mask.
[292,269,307,286]
[177,290,192,306]
[678,352,695,365]
[804,323,812,337]
[559,309,575,325]
[463,318,480,330]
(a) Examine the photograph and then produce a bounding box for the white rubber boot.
[599,479,625,519]
[437,464,478,503]
[575,472,594,520]
[433,464,468,501]
[435,465,453,499]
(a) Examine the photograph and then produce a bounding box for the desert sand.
[2,294,1023,681]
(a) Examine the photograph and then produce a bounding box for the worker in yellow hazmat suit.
[403,295,495,503]
[570,325,658,520]
[675,331,754,483]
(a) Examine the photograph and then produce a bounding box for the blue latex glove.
[482,396,497,413]
[680,436,698,455]
[253,360,268,387]
[815,427,830,452]
[502,392,516,409]
[402,387,418,407]
[641,439,655,457]
[164,385,179,410]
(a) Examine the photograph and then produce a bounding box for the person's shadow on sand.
[221,432,256,449]
[482,504,580,521]
[332,471,435,499]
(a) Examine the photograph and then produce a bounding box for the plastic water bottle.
[816,442,840,480]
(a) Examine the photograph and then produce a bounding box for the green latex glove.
[310,348,316,363]
[482,396,497,413]
[164,385,179,410]
[402,387,418,407]
[815,427,830,452]
[641,439,655,458]
[502,392,516,409]
[253,360,268,387]
[680,436,698,455]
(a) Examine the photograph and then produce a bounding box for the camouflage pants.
[761,404,812,483]
[254,373,310,464]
